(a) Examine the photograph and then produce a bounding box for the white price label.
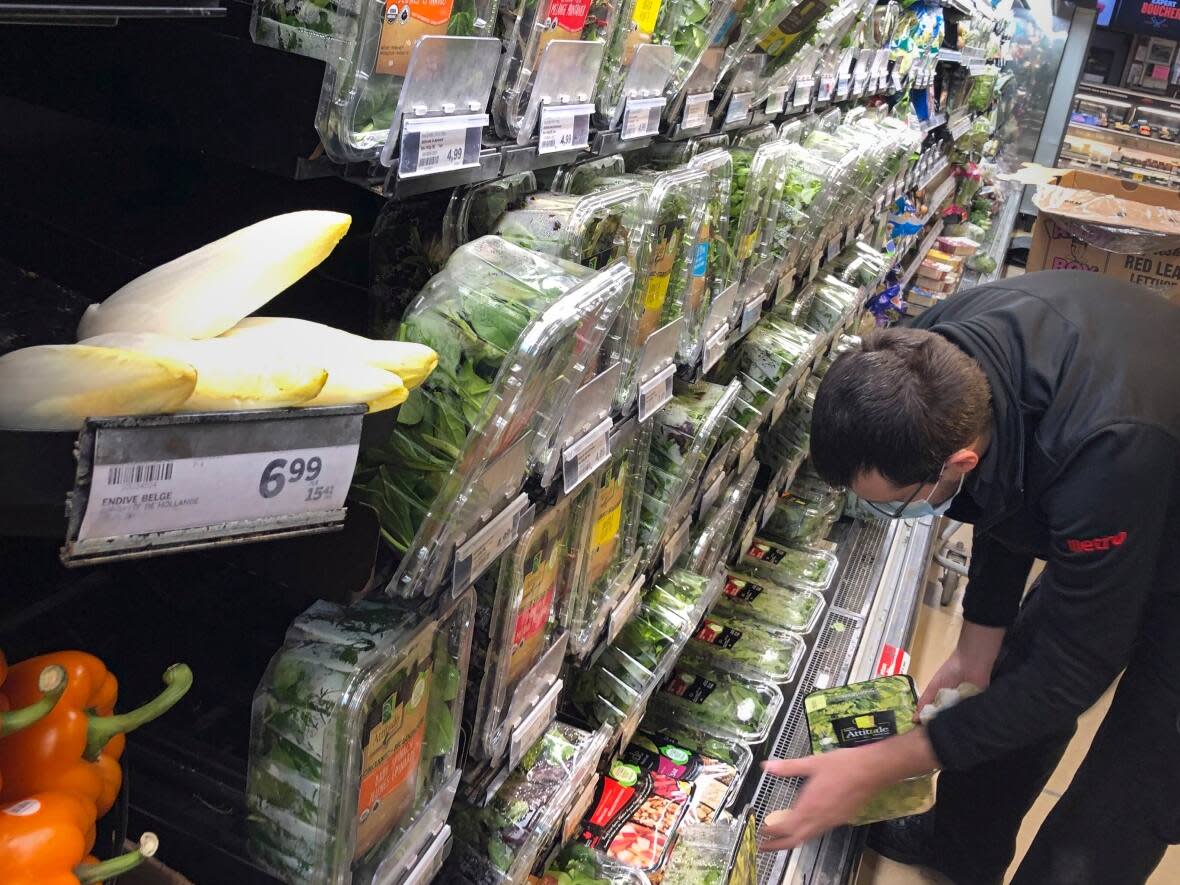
[621,96,666,140]
[700,470,727,516]
[740,293,765,335]
[826,236,841,264]
[509,679,562,770]
[538,103,593,155]
[771,393,788,427]
[818,76,836,101]
[836,75,851,98]
[608,577,644,644]
[398,113,486,179]
[891,69,903,91]
[793,78,814,108]
[453,494,531,590]
[701,321,730,373]
[78,443,359,543]
[725,91,754,125]
[638,364,676,421]
[853,74,868,96]
[562,418,613,494]
[765,86,788,116]
[682,92,712,130]
[662,516,692,573]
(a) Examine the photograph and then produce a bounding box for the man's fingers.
[762,756,814,778]
[758,809,819,853]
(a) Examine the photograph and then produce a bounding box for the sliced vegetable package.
[650,661,782,744]
[537,845,653,885]
[447,722,607,885]
[741,535,837,592]
[353,236,632,597]
[686,607,806,683]
[804,675,935,824]
[621,728,746,824]
[247,590,474,885]
[714,569,826,635]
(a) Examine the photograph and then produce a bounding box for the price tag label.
[765,86,788,116]
[826,236,841,264]
[398,113,486,179]
[508,678,562,770]
[682,91,712,130]
[853,74,868,96]
[538,102,593,155]
[818,76,836,102]
[608,576,645,644]
[891,69,903,91]
[453,494,532,590]
[638,364,676,421]
[662,515,692,573]
[700,470,727,516]
[725,91,754,126]
[621,96,666,140]
[836,75,851,99]
[770,393,788,427]
[739,292,765,335]
[564,774,600,842]
[738,435,758,474]
[701,321,730,373]
[562,417,613,494]
[793,78,814,108]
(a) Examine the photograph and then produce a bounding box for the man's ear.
[946,447,980,477]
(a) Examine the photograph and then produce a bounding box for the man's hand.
[914,622,1005,719]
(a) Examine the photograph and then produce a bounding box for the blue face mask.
[873,467,966,520]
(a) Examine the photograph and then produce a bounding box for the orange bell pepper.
[0,652,192,818]
[1,655,68,740]
[0,790,157,885]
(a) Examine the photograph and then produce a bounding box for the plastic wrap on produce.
[649,660,783,743]
[659,810,758,885]
[1031,183,1180,255]
[715,568,827,635]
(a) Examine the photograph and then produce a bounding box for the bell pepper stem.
[0,665,67,737]
[75,833,159,884]
[84,663,193,761]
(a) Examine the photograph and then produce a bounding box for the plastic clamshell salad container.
[727,140,791,294]
[469,492,588,761]
[250,0,360,63]
[653,0,738,100]
[650,661,783,744]
[247,590,474,885]
[567,417,653,659]
[714,570,826,635]
[539,845,653,885]
[630,716,753,815]
[685,148,735,342]
[352,237,632,598]
[740,536,838,592]
[621,728,746,825]
[643,568,717,629]
[659,810,758,885]
[444,172,539,248]
[445,722,607,885]
[312,0,501,163]
[492,0,621,139]
[592,0,661,127]
[553,155,629,196]
[612,605,683,674]
[762,492,838,546]
[774,141,840,273]
[686,608,807,683]
[804,675,935,824]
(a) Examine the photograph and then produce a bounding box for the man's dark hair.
[810,328,991,488]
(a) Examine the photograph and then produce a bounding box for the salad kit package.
[567,417,653,659]
[686,606,806,683]
[741,535,837,592]
[804,675,935,824]
[447,723,608,885]
[352,237,632,598]
[468,493,590,762]
[247,590,474,885]
[631,716,753,817]
[659,811,758,885]
[621,728,746,825]
[649,660,783,744]
[535,846,653,885]
[492,0,621,139]
[714,569,826,635]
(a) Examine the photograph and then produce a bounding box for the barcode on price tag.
[725,91,754,125]
[682,92,712,130]
[453,494,532,590]
[794,78,814,108]
[765,86,788,116]
[562,417,613,494]
[621,96,666,140]
[538,102,593,155]
[398,113,486,179]
[701,321,729,373]
[638,364,676,421]
[740,293,765,335]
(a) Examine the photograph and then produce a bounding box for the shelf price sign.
[681,92,713,130]
[621,96,666,140]
[398,113,487,178]
[538,102,594,155]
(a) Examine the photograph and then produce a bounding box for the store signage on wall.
[1114,0,1180,40]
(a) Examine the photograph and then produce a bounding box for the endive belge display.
[76,211,352,340]
[0,344,197,431]
[219,316,437,390]
[80,332,331,413]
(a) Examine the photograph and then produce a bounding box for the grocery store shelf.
[959,181,1022,289]
[921,112,948,133]
[0,0,224,22]
[898,220,947,290]
[1069,120,1180,152]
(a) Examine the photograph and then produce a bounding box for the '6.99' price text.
[259,456,333,502]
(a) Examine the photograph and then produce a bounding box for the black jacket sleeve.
[960,530,1034,628]
[926,424,1175,771]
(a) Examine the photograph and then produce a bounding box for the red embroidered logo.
[1066,532,1127,553]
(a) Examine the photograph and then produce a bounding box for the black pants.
[930,587,1180,885]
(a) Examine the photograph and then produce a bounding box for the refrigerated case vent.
[830,519,889,618]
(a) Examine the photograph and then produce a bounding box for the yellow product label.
[805,693,827,712]
[587,474,625,585]
[378,0,456,78]
[631,0,662,35]
[739,228,759,261]
[592,503,623,548]
[855,714,877,729]
[643,273,671,311]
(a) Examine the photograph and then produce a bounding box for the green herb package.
[650,661,783,743]
[652,0,737,101]
[762,491,839,546]
[726,139,792,298]
[446,723,608,885]
[684,148,736,354]
[592,0,661,128]
[538,845,653,885]
[686,607,806,683]
[714,569,827,635]
[353,237,632,598]
[445,173,540,248]
[804,675,935,824]
[247,590,474,884]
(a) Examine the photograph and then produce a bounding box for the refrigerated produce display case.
[0,1,1022,883]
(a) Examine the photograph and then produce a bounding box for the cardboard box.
[1028,170,1180,300]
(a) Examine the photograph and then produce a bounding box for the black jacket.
[911,271,1180,771]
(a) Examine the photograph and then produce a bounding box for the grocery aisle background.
[856,525,1180,885]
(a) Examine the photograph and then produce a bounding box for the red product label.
[874,643,910,677]
[546,0,592,32]
[512,584,557,646]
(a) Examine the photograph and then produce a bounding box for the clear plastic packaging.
[311,0,501,162]
[653,0,737,101]
[446,722,607,884]
[803,276,861,334]
[631,717,753,815]
[736,538,840,592]
[468,493,589,761]
[727,140,793,292]
[685,149,735,349]
[247,590,474,885]
[685,607,807,683]
[804,675,935,824]
[353,237,632,597]
[553,156,629,196]
[495,186,645,271]
[762,492,838,546]
[251,0,362,64]
[715,568,827,634]
[773,141,839,274]
[567,417,653,659]
[621,726,749,824]
[658,810,758,885]
[539,846,653,885]
[650,661,783,744]
[445,173,539,248]
[592,0,659,127]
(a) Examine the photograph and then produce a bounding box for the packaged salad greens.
[650,661,783,744]
[495,187,644,273]
[537,845,653,885]
[773,141,840,275]
[804,675,935,824]
[762,489,839,546]
[493,0,622,139]
[468,493,589,761]
[652,0,736,101]
[592,0,666,128]
[715,569,826,634]
[685,607,806,683]
[684,149,735,350]
[447,723,607,885]
[445,173,539,248]
[247,590,474,885]
[553,156,629,197]
[352,237,632,598]
[567,417,653,659]
[741,538,835,592]
[621,727,746,824]
[251,0,360,64]
[727,140,791,297]
[659,811,758,885]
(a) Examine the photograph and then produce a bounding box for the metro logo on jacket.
[1066,532,1127,553]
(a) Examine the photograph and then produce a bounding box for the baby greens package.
[713,569,826,635]
[804,675,935,824]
